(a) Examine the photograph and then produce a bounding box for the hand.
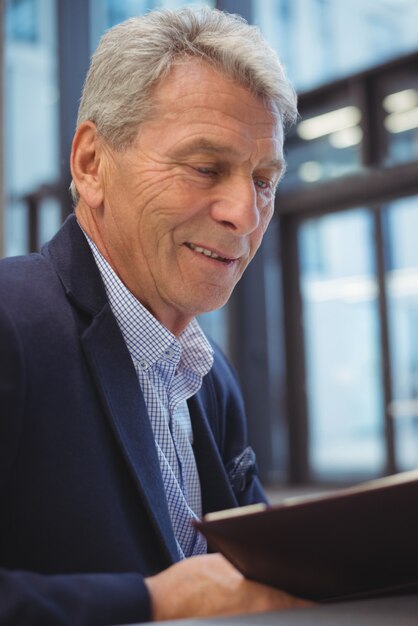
[145,553,313,621]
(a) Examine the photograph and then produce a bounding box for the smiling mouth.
[185,242,236,264]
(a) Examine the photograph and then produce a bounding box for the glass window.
[5,0,38,42]
[385,195,418,471]
[4,0,59,255]
[381,72,418,167]
[254,0,418,91]
[283,98,363,191]
[198,307,229,355]
[299,209,385,480]
[39,196,62,246]
[263,219,289,474]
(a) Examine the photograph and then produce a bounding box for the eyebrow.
[170,138,285,173]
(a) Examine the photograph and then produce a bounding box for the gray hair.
[70,6,297,203]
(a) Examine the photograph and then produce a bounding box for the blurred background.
[2,0,418,492]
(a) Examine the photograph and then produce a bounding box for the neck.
[75,203,193,336]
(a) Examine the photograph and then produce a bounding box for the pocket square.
[226,446,257,494]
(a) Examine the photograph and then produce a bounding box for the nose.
[210,175,260,235]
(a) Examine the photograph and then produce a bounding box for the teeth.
[188,243,224,260]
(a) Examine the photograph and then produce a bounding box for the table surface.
[117,593,418,626]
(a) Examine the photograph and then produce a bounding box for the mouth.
[185,242,237,264]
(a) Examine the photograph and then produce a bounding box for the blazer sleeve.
[0,569,151,626]
[0,301,25,490]
[0,304,153,625]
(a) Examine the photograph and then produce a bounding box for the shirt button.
[138,359,148,370]
[164,348,174,359]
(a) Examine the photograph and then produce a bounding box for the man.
[0,7,303,625]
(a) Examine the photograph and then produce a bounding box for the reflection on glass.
[299,209,385,480]
[385,196,418,470]
[382,80,418,166]
[283,102,363,190]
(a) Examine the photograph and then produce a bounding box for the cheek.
[111,153,175,203]
[134,168,203,217]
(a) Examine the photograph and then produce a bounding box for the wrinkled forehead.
[149,57,284,131]
[137,63,283,167]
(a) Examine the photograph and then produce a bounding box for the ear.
[70,121,105,209]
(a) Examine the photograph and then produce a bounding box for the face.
[94,61,284,334]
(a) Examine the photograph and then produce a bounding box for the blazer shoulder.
[0,251,49,276]
[0,252,64,316]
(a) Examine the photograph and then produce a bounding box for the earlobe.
[70,121,104,209]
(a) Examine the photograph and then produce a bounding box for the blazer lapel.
[45,216,179,564]
[81,308,180,564]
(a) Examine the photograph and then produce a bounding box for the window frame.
[277,51,418,484]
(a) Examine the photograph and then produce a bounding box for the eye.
[195,166,219,176]
[254,177,273,191]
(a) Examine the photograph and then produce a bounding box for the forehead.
[146,60,283,153]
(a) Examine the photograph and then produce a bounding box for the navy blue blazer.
[0,215,266,625]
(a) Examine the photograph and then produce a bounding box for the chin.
[175,285,235,318]
[193,296,231,316]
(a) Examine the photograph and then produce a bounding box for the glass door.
[385,195,418,471]
[298,208,386,480]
